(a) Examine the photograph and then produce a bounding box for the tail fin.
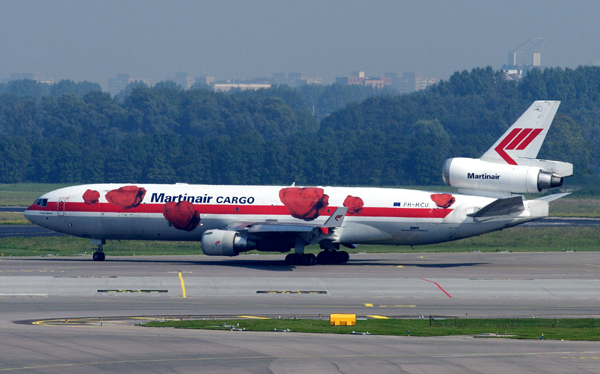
[480,101,560,165]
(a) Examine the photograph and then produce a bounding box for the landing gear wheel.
[285,253,298,265]
[317,251,333,264]
[316,250,348,264]
[92,252,105,261]
[300,254,312,266]
[286,253,317,266]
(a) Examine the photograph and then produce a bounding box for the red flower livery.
[162,201,201,231]
[279,187,329,221]
[430,193,455,209]
[105,186,146,210]
[343,195,364,214]
[82,189,100,205]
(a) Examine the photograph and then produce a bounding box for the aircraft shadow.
[15,257,487,270]
[350,261,487,268]
[16,257,297,272]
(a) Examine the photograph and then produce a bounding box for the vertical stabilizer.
[480,101,560,165]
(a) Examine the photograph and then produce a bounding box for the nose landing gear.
[91,239,106,261]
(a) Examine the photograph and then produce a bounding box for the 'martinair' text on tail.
[443,101,573,198]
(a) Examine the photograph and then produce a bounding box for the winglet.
[323,207,348,228]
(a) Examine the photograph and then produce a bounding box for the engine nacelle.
[201,229,256,256]
[443,157,563,194]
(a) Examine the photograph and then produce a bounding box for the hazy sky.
[1,0,599,89]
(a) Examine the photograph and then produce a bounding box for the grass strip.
[142,317,600,341]
[0,212,29,225]
[0,183,71,207]
[0,226,598,257]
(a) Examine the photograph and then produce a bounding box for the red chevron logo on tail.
[494,128,543,165]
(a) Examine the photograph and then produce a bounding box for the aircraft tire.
[316,251,331,265]
[300,254,315,266]
[285,253,299,265]
[340,251,349,263]
[92,252,105,261]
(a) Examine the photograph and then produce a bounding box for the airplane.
[25,101,573,265]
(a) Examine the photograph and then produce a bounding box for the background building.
[502,38,545,80]
[107,73,150,96]
[1,73,54,84]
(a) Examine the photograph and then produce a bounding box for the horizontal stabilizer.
[535,192,571,203]
[468,196,524,219]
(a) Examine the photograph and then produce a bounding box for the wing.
[226,207,348,237]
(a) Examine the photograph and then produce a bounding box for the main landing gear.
[316,250,349,265]
[284,237,350,266]
[284,250,349,266]
[91,239,106,261]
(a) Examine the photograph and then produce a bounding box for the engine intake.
[201,229,256,256]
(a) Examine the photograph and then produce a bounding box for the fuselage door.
[58,197,67,217]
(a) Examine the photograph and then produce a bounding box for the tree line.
[0,66,596,186]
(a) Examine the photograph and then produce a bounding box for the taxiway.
[1,253,599,373]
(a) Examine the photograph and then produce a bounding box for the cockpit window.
[34,198,48,207]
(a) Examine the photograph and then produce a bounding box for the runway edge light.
[330,314,356,326]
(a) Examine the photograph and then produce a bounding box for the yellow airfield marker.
[178,272,187,298]
[365,303,373,307]
[237,316,270,319]
[366,315,389,319]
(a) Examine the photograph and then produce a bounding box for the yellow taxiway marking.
[365,303,373,307]
[363,265,403,268]
[237,315,270,319]
[178,272,187,298]
[562,356,600,360]
[366,315,389,319]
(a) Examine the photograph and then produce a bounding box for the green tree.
[403,119,450,185]
[0,137,31,182]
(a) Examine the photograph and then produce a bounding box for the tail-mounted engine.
[443,157,571,195]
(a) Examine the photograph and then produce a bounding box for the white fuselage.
[24,183,547,249]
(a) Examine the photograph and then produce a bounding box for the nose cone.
[24,198,49,226]
[24,205,39,225]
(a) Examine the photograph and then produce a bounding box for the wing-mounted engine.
[201,230,257,256]
[442,100,573,197]
[200,207,350,257]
